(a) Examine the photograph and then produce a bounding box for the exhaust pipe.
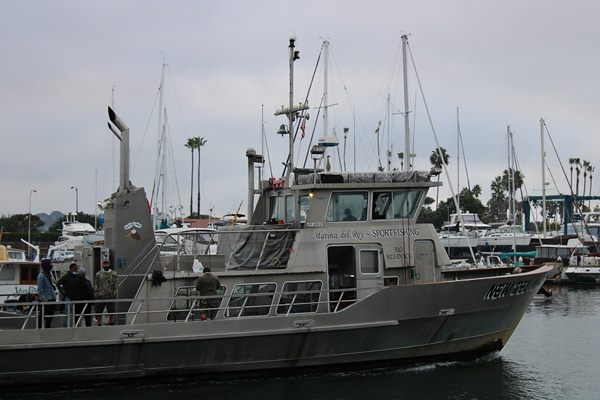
[107,106,131,192]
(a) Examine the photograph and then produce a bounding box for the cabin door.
[355,246,384,298]
[327,245,384,311]
[327,245,357,310]
[414,240,437,282]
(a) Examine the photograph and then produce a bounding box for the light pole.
[28,189,37,260]
[70,186,78,214]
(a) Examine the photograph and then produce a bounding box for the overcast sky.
[2,0,599,222]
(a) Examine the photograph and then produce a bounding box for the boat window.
[157,231,218,256]
[538,248,546,258]
[326,192,368,222]
[299,195,311,224]
[0,265,15,280]
[277,281,322,315]
[269,196,285,223]
[372,190,423,220]
[167,285,226,322]
[226,283,276,318]
[557,248,572,259]
[359,249,379,274]
[20,266,38,285]
[285,195,295,223]
[384,276,399,286]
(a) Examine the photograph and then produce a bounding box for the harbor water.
[4,285,599,400]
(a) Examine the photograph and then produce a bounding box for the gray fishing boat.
[0,37,551,387]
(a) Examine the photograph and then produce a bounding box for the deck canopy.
[295,171,432,185]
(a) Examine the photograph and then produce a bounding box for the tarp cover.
[217,224,296,270]
[296,170,431,185]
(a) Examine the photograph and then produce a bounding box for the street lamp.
[70,186,78,214]
[28,189,37,260]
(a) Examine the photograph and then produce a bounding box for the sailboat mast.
[387,93,391,171]
[323,40,329,144]
[161,111,167,225]
[322,40,332,170]
[507,127,512,226]
[457,108,460,212]
[508,128,518,252]
[152,62,166,229]
[287,38,296,181]
[541,118,546,237]
[402,34,411,172]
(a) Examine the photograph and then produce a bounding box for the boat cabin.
[0,245,40,303]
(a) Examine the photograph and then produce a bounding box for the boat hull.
[565,267,600,283]
[0,265,550,387]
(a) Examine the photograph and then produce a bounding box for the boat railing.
[0,285,381,330]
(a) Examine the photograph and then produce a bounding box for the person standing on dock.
[94,259,118,326]
[70,267,95,326]
[195,267,221,320]
[37,259,57,328]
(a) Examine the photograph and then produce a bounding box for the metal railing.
[0,285,381,330]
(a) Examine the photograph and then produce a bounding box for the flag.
[300,120,306,139]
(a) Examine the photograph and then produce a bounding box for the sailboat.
[437,109,483,257]
[149,62,183,230]
[478,128,532,251]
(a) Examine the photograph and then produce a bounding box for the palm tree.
[196,137,207,217]
[501,168,524,194]
[397,152,404,170]
[185,137,199,217]
[569,157,577,188]
[573,157,581,196]
[471,184,482,198]
[343,127,349,171]
[589,164,595,197]
[488,176,507,222]
[501,168,525,224]
[429,147,450,208]
[585,161,595,209]
[429,147,450,168]
[583,160,591,200]
[375,121,382,171]
[491,176,504,197]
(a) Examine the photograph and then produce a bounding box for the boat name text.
[483,277,544,300]
[313,228,419,241]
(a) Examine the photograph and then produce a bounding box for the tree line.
[0,212,97,242]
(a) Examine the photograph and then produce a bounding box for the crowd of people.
[37,258,118,328]
[36,259,221,328]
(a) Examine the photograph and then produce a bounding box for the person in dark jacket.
[70,267,95,327]
[56,263,78,327]
[195,267,221,320]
